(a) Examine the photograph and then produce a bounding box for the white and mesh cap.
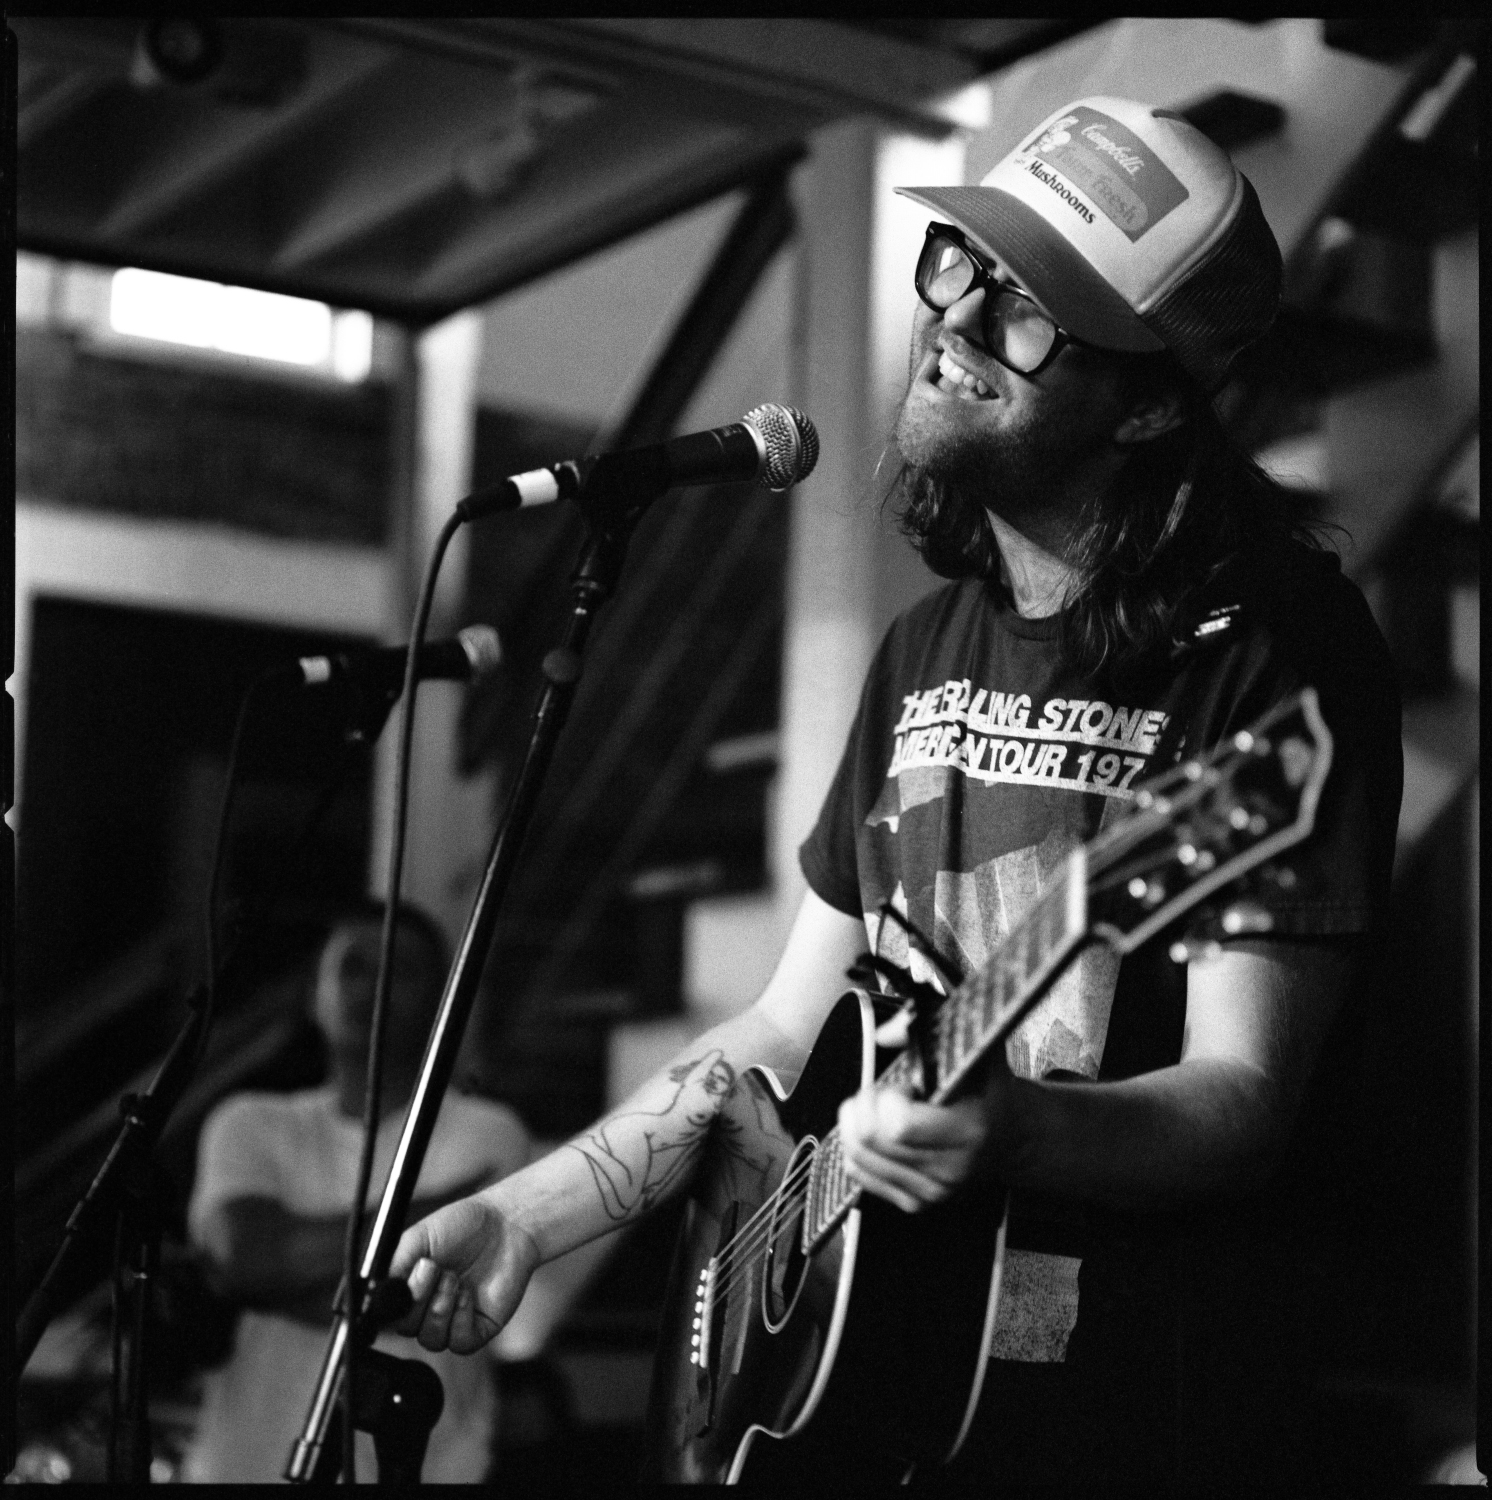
[896,97,1283,391]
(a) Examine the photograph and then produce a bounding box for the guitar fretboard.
[802,846,1089,1253]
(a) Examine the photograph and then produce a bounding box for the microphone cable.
[201,669,376,1080]
[340,508,463,1483]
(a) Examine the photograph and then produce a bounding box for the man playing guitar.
[390,97,1402,1488]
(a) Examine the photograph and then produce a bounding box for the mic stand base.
[292,1347,444,1486]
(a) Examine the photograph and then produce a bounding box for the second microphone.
[297,625,503,691]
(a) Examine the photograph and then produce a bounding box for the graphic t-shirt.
[799,550,1401,1405]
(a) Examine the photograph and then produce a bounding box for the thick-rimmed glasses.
[914,222,1081,376]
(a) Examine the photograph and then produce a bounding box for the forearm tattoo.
[566,1049,743,1222]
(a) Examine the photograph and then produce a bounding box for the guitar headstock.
[1087,687,1333,955]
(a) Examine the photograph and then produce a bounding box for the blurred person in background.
[183,901,530,1483]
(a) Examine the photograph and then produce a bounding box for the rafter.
[98,31,395,241]
[268,53,532,272]
[560,18,977,130]
[358,17,974,137]
[411,116,793,306]
[17,68,113,151]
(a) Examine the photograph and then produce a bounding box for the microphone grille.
[744,403,820,492]
[457,624,504,679]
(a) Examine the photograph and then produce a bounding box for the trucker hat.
[896,96,1283,391]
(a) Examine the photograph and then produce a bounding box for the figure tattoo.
[565,1049,768,1221]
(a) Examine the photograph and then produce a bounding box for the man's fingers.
[844,1154,940,1212]
[842,1137,951,1209]
[836,1085,991,1211]
[840,1090,984,1154]
[416,1269,460,1352]
[448,1285,479,1354]
[387,1232,420,1283]
[390,1255,439,1336]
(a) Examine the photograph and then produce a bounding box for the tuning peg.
[1219,901,1274,936]
[1126,875,1167,906]
[1169,936,1224,965]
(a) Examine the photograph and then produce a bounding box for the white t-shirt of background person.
[184,1084,530,1484]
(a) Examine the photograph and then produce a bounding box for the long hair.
[893,363,1326,684]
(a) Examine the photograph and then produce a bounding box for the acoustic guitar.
[642,687,1333,1484]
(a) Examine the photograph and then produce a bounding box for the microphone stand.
[287,491,659,1484]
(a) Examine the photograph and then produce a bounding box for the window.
[107,267,372,381]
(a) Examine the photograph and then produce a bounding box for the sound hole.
[761,1137,815,1333]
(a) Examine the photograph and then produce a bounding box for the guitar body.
[642,993,1007,1484]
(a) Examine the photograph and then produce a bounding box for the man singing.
[390,97,1402,1487]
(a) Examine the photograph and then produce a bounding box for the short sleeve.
[797,587,965,922]
[187,1094,286,1246]
[798,718,868,918]
[797,612,913,922]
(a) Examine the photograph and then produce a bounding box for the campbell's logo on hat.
[1034,115,1080,152]
[1017,104,1189,242]
[894,95,1284,392]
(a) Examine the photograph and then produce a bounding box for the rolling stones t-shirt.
[800,553,1401,1377]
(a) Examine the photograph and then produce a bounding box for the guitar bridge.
[690,1257,718,1373]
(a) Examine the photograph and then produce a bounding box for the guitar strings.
[705,1127,866,1299]
[709,1188,809,1302]
[706,1155,816,1292]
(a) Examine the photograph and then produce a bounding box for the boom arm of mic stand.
[286,505,651,1483]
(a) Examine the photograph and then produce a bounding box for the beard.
[892,377,1114,523]
[890,459,993,581]
[889,387,1068,581]
[889,356,1134,580]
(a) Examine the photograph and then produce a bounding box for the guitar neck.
[804,847,1090,1251]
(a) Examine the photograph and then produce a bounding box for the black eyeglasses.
[915,222,1082,376]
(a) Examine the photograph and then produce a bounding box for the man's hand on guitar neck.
[837,1047,1037,1212]
[838,938,1352,1215]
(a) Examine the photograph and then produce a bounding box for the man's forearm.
[482,1009,805,1263]
[993,1056,1285,1211]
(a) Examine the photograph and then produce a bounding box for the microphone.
[455,403,820,523]
[297,624,503,690]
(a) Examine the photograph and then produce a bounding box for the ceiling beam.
[336,17,975,137]
[559,18,979,129]
[97,30,396,241]
[17,68,113,151]
[324,16,620,96]
[268,54,534,272]
[412,127,801,307]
